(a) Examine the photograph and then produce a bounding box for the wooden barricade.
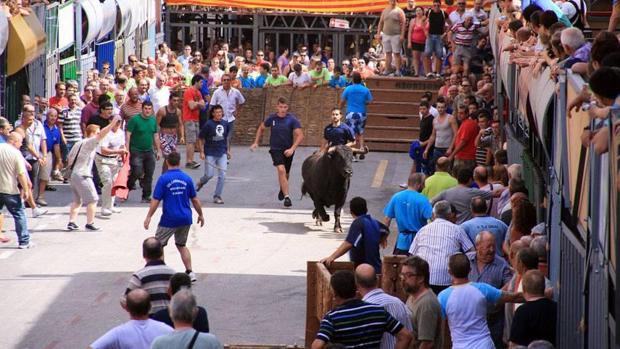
[225,346,303,349]
[305,261,354,348]
[380,255,407,302]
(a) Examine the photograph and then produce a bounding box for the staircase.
[584,0,618,38]
[364,76,443,152]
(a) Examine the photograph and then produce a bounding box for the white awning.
[79,0,103,46]
[98,0,117,41]
[0,11,8,56]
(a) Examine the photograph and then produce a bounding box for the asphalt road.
[0,145,411,349]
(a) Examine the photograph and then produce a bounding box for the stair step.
[366,141,411,152]
[371,89,427,101]
[367,115,421,127]
[365,76,443,91]
[368,102,419,114]
[364,128,419,140]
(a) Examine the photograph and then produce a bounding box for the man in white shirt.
[96,119,127,216]
[449,0,468,25]
[0,133,32,249]
[210,73,246,147]
[89,289,173,349]
[287,63,312,88]
[177,45,193,73]
[15,105,47,208]
[149,74,171,113]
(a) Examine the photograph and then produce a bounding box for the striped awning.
[164,0,442,13]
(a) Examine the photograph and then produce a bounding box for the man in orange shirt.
[49,82,69,110]
[449,109,479,173]
[182,75,206,169]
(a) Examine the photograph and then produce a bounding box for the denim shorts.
[424,35,444,58]
[345,112,367,135]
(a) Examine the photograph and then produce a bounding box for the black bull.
[301,145,354,233]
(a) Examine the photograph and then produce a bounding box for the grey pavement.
[0,145,411,349]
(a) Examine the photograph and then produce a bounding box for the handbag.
[61,142,84,179]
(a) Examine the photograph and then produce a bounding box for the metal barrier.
[79,52,96,88]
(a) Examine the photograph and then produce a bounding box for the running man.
[339,72,372,160]
[250,97,304,207]
[143,151,204,283]
[197,105,229,204]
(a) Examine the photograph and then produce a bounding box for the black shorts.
[269,149,294,174]
[411,42,425,52]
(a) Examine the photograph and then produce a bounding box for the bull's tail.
[301,182,307,200]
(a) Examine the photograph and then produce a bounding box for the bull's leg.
[319,206,330,222]
[312,210,323,226]
[334,206,343,233]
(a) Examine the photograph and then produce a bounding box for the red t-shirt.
[49,96,68,109]
[454,118,479,160]
[182,87,202,122]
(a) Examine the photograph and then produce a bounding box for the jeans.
[95,155,121,210]
[226,120,235,144]
[431,147,448,173]
[0,193,29,245]
[199,154,227,198]
[61,140,78,163]
[26,159,40,199]
[128,150,156,200]
[411,143,433,176]
[424,34,444,58]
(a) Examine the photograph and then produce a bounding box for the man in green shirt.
[126,101,161,202]
[421,157,457,200]
[309,60,331,87]
[264,65,289,88]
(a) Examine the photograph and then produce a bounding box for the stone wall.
[231,86,341,147]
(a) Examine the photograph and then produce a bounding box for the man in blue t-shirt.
[320,197,388,273]
[383,173,433,255]
[144,152,205,282]
[438,253,523,349]
[0,116,10,143]
[321,108,355,152]
[460,196,508,253]
[339,71,373,160]
[250,97,304,208]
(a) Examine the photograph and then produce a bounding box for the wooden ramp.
[365,76,443,152]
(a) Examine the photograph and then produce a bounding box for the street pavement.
[0,145,411,349]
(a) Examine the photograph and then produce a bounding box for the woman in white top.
[66,116,121,231]
[95,119,127,216]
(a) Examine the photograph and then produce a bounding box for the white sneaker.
[187,271,197,283]
[101,209,113,216]
[111,207,122,213]
[399,183,408,189]
[18,242,35,249]
[32,208,48,218]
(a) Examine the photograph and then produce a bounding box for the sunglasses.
[222,79,231,81]
[257,54,265,56]
[130,60,138,63]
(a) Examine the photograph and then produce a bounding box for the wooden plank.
[381,255,408,302]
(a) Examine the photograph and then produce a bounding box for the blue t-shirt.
[43,123,61,153]
[329,75,349,88]
[0,134,7,143]
[200,78,211,111]
[341,83,373,113]
[383,189,433,251]
[199,119,229,157]
[263,113,302,151]
[460,216,508,253]
[239,76,255,89]
[345,214,385,274]
[254,74,268,88]
[152,169,197,228]
[438,282,502,349]
[323,123,355,146]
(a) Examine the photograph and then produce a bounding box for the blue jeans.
[431,147,448,173]
[199,154,227,198]
[424,34,444,58]
[226,121,235,144]
[0,193,29,245]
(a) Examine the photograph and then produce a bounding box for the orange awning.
[165,0,447,13]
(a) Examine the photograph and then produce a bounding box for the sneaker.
[67,222,79,231]
[352,157,359,162]
[435,73,442,79]
[35,199,48,207]
[278,190,285,201]
[45,185,57,192]
[101,209,113,216]
[359,153,366,160]
[186,271,197,283]
[394,71,403,77]
[426,73,434,79]
[213,196,224,204]
[141,198,151,203]
[196,180,206,192]
[32,208,48,218]
[18,242,35,249]
[283,196,292,207]
[111,207,122,213]
[85,223,100,231]
[186,161,201,169]
[399,183,408,189]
